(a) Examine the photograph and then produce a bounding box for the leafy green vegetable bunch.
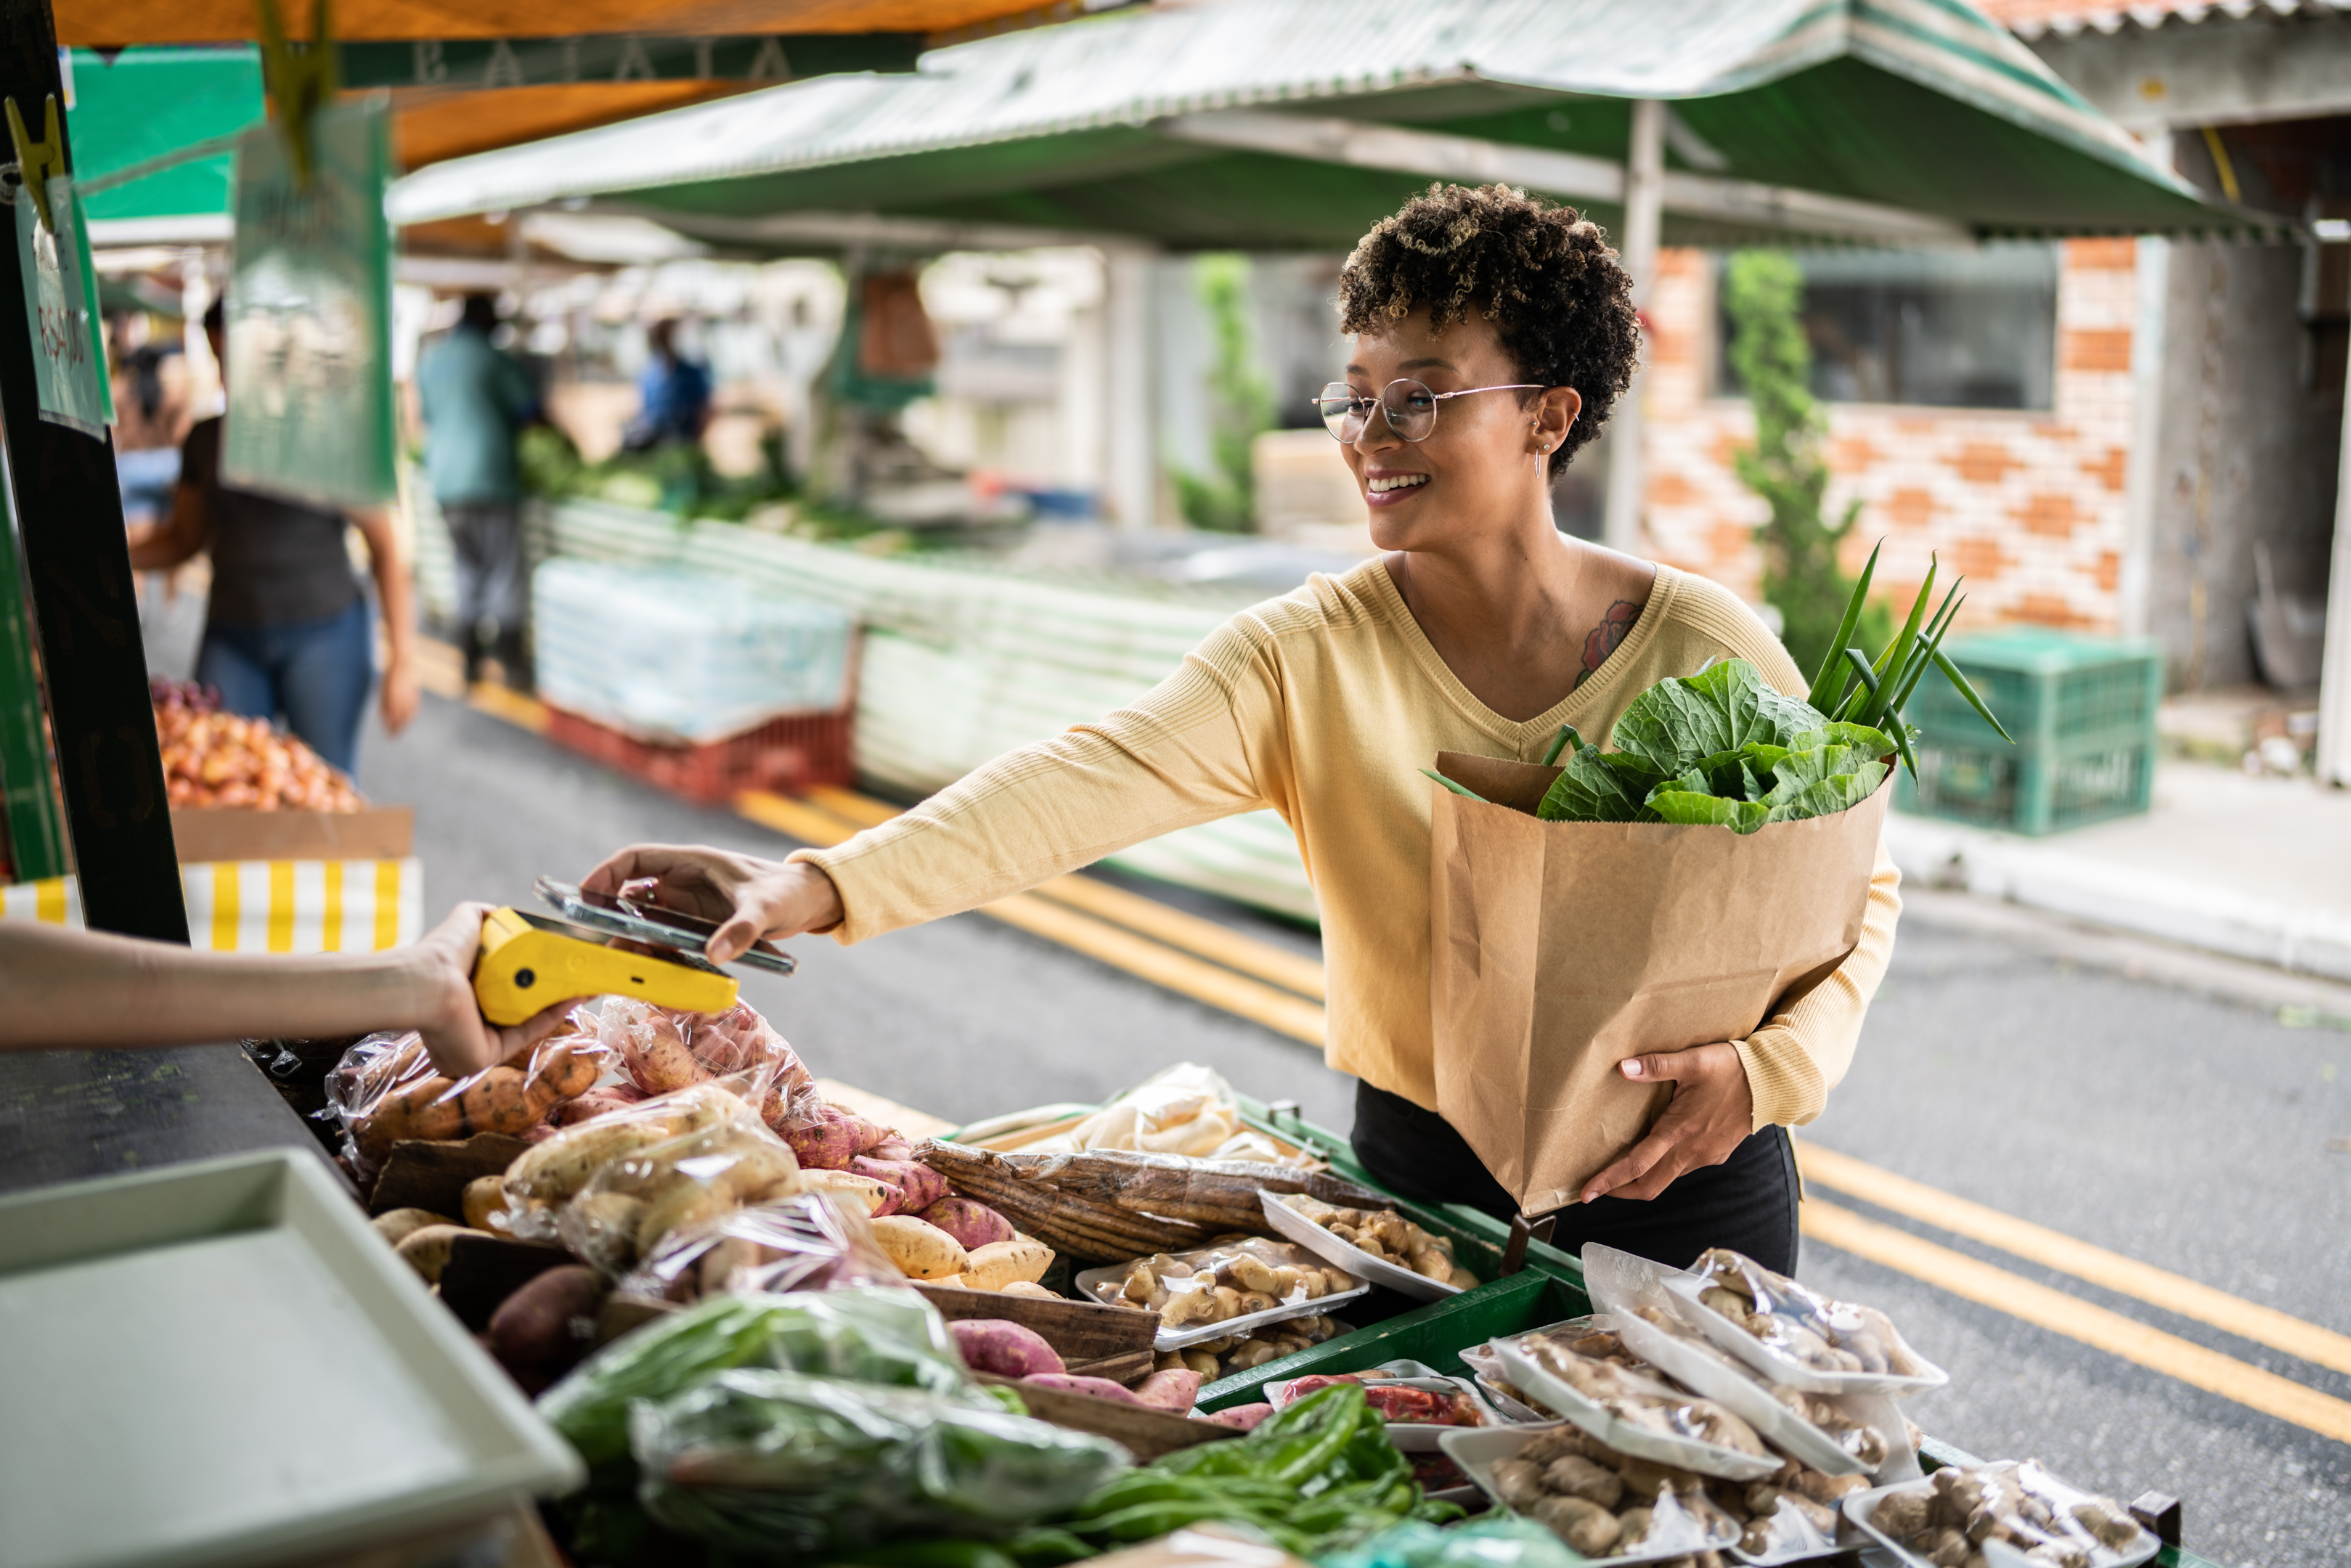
[1054,1384,1460,1559]
[1425,544,2009,836]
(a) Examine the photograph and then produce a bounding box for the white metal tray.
[1256,1190,1464,1302]
[0,1149,582,1568]
[1495,1339,1782,1482]
[1074,1250,1367,1352]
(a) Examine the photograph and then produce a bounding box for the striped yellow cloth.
[1,859,423,952]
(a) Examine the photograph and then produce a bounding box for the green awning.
[68,46,265,239]
[387,0,2273,251]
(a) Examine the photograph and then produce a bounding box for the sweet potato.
[1202,1403,1275,1431]
[506,1116,676,1209]
[628,1013,715,1095]
[918,1196,1016,1252]
[1132,1367,1202,1414]
[462,1176,510,1233]
[801,1169,894,1215]
[555,1084,649,1127]
[868,1139,916,1161]
[1020,1373,1142,1405]
[783,1106,872,1171]
[998,1281,1060,1301]
[871,1214,970,1280]
[948,1318,1065,1378]
[851,1156,948,1212]
[962,1237,1054,1293]
[394,1224,468,1284]
[372,1208,457,1246]
[488,1265,605,1371]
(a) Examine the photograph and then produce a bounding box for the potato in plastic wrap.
[554,1096,805,1275]
[323,1020,607,1177]
[502,1080,768,1244]
[1690,1246,1929,1379]
[597,996,824,1135]
[622,1189,907,1302]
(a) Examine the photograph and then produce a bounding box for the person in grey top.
[131,301,417,778]
[417,293,541,687]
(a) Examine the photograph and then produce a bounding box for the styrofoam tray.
[1074,1257,1367,1352]
[1495,1340,1781,1482]
[1438,1425,1742,1567]
[1663,1270,1949,1398]
[1262,1359,1496,1452]
[0,1149,582,1568]
[1846,1469,2160,1568]
[1583,1245,1920,1484]
[1257,1190,1464,1302]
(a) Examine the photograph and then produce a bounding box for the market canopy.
[55,0,1056,181]
[388,0,2266,252]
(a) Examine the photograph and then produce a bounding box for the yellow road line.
[804,787,1328,1000]
[979,889,1327,1045]
[1798,1140,2351,1380]
[1801,1199,2351,1446]
[738,791,1327,1044]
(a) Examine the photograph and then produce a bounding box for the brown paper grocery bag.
[1428,750,1888,1216]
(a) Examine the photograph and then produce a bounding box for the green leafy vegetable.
[1610,658,1824,777]
[539,1287,972,1469]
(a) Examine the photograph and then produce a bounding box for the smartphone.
[534,878,798,976]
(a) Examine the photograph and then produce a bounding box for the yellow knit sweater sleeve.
[791,612,1279,940]
[1665,575,1904,1130]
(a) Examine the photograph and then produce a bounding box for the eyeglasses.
[1311,377,1545,443]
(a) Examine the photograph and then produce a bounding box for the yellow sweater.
[799,558,1902,1130]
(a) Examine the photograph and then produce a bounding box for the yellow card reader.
[470,880,796,1026]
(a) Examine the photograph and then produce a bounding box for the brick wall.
[1640,240,2140,634]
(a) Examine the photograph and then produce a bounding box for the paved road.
[360,693,2350,1568]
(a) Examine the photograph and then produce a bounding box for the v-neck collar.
[1356,555,1684,752]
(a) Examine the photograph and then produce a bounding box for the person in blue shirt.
[416,294,541,687]
[624,317,712,451]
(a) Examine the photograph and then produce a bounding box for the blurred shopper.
[417,293,542,687]
[110,312,205,678]
[624,317,712,450]
[131,300,418,779]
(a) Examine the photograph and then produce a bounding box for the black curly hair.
[1337,183,1639,474]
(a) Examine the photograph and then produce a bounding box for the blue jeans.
[197,598,375,778]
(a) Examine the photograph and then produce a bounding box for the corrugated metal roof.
[1986,0,2351,37]
[390,0,2192,228]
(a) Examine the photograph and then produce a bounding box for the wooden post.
[0,1,186,939]
[1602,98,1663,556]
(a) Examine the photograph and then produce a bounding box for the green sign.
[222,98,394,510]
[15,174,111,438]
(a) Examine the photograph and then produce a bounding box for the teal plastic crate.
[1895,627,2162,836]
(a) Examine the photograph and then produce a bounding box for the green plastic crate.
[1895,627,2163,836]
[1198,1269,1589,1410]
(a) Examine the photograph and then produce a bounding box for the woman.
[588,186,1900,1273]
[130,300,419,779]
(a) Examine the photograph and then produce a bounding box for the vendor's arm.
[126,478,210,571]
[587,621,1282,957]
[0,905,573,1077]
[354,507,419,736]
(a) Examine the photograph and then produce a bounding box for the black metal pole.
[0,0,185,941]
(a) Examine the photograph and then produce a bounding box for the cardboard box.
[169,806,413,863]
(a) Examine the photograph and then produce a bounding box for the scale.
[469,878,796,1025]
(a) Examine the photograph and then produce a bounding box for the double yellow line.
[1797,1142,2351,1445]
[736,788,1329,1045]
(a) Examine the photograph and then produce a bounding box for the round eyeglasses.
[1311,377,1545,443]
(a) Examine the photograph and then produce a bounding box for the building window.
[1716,244,2059,411]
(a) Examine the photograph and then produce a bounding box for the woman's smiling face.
[1340,306,1578,555]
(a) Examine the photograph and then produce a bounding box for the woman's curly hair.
[1337,183,1639,473]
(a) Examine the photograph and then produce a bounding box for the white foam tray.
[1256,1190,1464,1302]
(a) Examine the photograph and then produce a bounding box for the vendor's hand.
[582,844,844,962]
[1578,1042,1755,1204]
[407,902,582,1076]
[380,653,420,736]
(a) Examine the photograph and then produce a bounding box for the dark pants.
[440,501,527,682]
[1350,1080,1801,1275]
[197,598,374,779]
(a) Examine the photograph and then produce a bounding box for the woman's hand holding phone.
[582,845,844,963]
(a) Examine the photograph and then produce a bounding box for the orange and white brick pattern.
[1640,239,2140,633]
